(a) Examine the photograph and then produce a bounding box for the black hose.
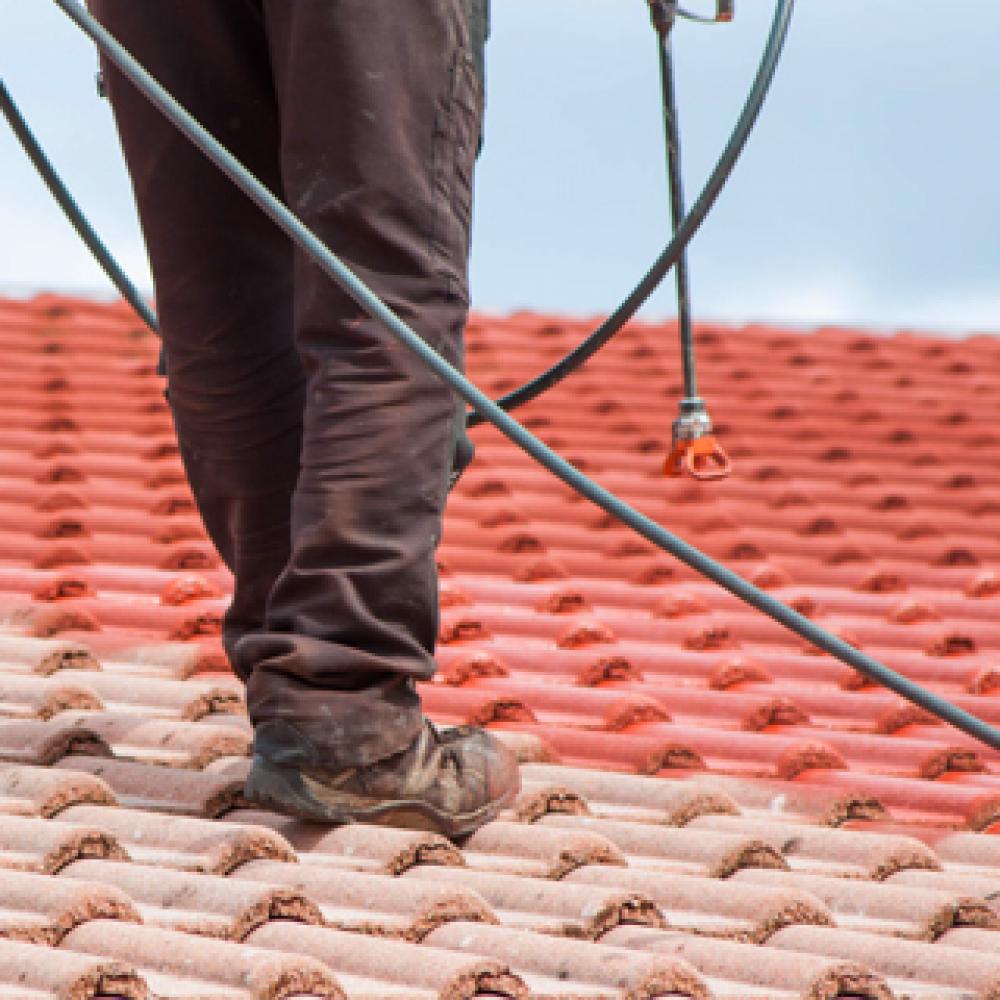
[0,78,158,335]
[467,0,794,426]
[51,0,1000,753]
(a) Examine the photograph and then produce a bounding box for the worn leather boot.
[243,720,520,839]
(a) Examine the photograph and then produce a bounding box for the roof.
[1,291,999,998]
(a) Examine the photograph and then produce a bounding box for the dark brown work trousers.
[91,1,484,767]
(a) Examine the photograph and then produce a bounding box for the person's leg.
[92,0,517,833]
[88,0,304,658]
[236,0,486,766]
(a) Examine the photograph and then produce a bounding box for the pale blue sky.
[2,1,999,333]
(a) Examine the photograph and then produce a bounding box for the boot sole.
[242,756,517,840]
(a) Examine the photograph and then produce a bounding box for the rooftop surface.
[1,293,1000,998]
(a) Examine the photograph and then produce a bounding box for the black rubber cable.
[0,78,158,335]
[51,0,1000,752]
[467,0,794,426]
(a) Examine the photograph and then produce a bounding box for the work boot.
[243,719,520,839]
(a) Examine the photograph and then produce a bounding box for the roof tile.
[733,867,998,939]
[53,757,246,817]
[53,806,294,874]
[0,763,116,817]
[563,865,832,943]
[247,922,528,1000]
[688,815,941,879]
[462,819,626,878]
[766,923,1000,997]
[537,814,787,877]
[62,920,343,999]
[602,926,894,1000]
[226,811,465,874]
[402,865,665,939]
[0,716,111,767]
[234,860,496,940]
[0,937,144,1000]
[0,674,103,719]
[0,637,100,675]
[53,712,248,769]
[62,859,323,941]
[56,669,242,720]
[424,921,712,1000]
[0,813,127,873]
[673,773,889,827]
[0,868,138,945]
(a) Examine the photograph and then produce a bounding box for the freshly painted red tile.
[794,770,1000,830]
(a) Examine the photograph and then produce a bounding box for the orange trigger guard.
[664,435,732,481]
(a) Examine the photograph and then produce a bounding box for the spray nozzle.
[665,397,732,480]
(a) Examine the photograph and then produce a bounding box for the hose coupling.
[647,0,678,37]
[665,397,732,480]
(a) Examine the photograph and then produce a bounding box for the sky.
[2,1,999,334]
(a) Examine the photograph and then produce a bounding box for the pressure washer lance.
[651,0,732,481]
